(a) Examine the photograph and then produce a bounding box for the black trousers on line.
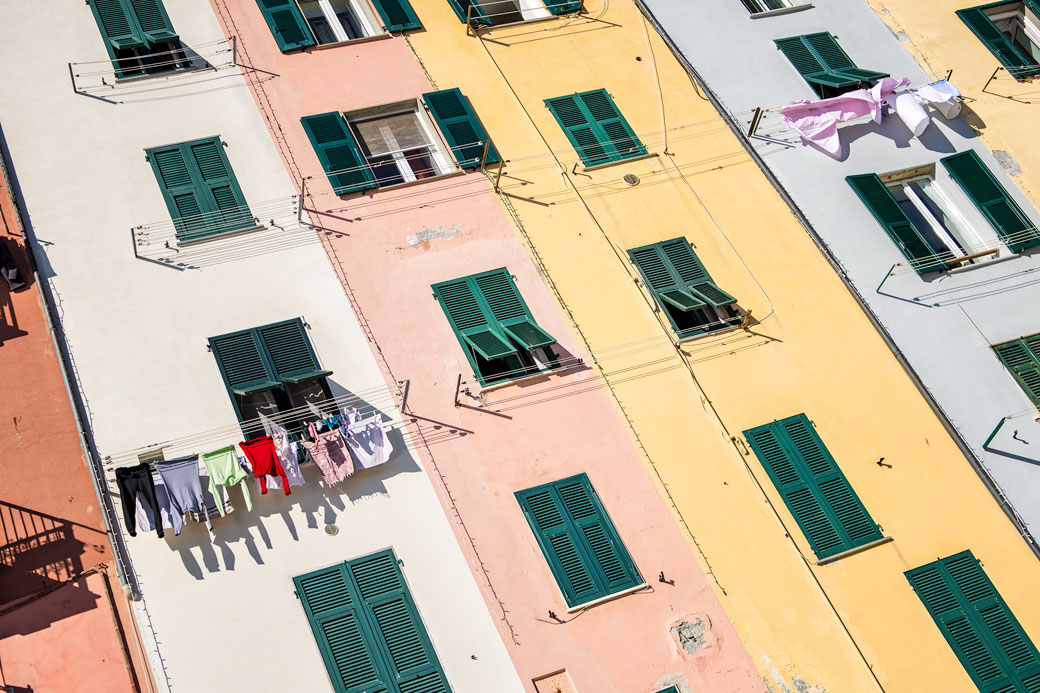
[115,463,164,538]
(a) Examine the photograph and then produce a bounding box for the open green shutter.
[744,414,881,560]
[256,0,315,51]
[628,244,706,312]
[777,34,888,90]
[775,36,827,79]
[473,270,555,350]
[295,564,391,693]
[555,477,640,596]
[941,151,1040,253]
[994,337,1040,406]
[423,89,500,168]
[370,0,422,31]
[1027,0,1040,17]
[90,0,146,50]
[301,112,377,195]
[907,552,1040,691]
[127,0,177,44]
[186,139,254,237]
[348,551,450,692]
[660,238,738,308]
[847,174,948,273]
[209,330,280,395]
[258,319,332,384]
[957,8,1040,79]
[445,0,491,24]
[433,278,516,360]
[543,0,581,15]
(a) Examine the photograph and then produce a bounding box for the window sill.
[565,583,648,613]
[474,11,579,31]
[675,320,744,345]
[478,360,584,394]
[582,152,658,173]
[373,169,465,193]
[308,33,392,51]
[176,224,265,247]
[114,65,199,84]
[814,536,893,566]
[750,3,814,19]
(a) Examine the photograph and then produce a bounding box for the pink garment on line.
[300,421,354,485]
[779,77,910,158]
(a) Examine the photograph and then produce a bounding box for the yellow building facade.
[404,0,1040,690]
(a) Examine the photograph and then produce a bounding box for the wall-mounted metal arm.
[983,416,1010,451]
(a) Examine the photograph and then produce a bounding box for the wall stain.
[406,224,461,250]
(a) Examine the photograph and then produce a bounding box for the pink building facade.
[209,2,765,690]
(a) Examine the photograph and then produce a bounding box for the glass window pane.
[299,0,339,44]
[911,180,973,253]
[352,113,431,156]
[887,184,951,256]
[328,0,364,39]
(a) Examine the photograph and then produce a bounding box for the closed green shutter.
[127,0,177,43]
[545,90,646,167]
[147,138,253,242]
[846,174,948,274]
[422,89,500,168]
[776,33,889,90]
[256,0,315,51]
[301,112,377,195]
[258,319,332,383]
[744,414,882,560]
[295,551,451,693]
[516,474,641,608]
[445,0,491,24]
[209,330,280,395]
[993,335,1040,407]
[906,551,1040,692]
[473,271,555,349]
[941,151,1040,253]
[89,0,146,50]
[957,7,1040,79]
[370,0,422,31]
[543,0,581,15]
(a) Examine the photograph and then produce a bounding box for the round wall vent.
[622,173,640,186]
[324,524,339,536]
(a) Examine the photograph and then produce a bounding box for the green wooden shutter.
[256,0,315,51]
[89,0,146,50]
[545,90,645,167]
[295,563,392,693]
[209,330,280,395]
[516,474,640,608]
[258,319,332,384]
[348,552,451,692]
[473,270,555,350]
[660,238,738,308]
[906,551,1040,692]
[422,89,500,168]
[301,112,377,195]
[149,146,207,239]
[127,0,178,44]
[776,34,888,89]
[957,7,1040,79]
[1027,0,1040,17]
[994,336,1040,407]
[445,0,491,24]
[744,414,882,560]
[628,239,738,316]
[846,174,949,274]
[543,0,581,15]
[941,151,1040,253]
[433,278,517,360]
[370,0,422,31]
[185,139,254,238]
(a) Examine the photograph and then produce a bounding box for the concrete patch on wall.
[406,223,461,250]
[652,674,691,692]
[761,654,826,693]
[993,150,1023,177]
[670,613,717,656]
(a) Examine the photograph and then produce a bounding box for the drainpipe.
[0,138,142,593]
[633,0,1040,562]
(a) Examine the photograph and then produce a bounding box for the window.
[743,414,883,560]
[294,550,451,693]
[652,688,680,693]
[958,1,1040,78]
[301,89,499,194]
[993,333,1040,407]
[445,0,580,26]
[741,0,793,13]
[256,0,421,52]
[545,90,646,167]
[209,318,333,434]
[515,474,641,608]
[87,0,188,79]
[146,137,255,242]
[432,269,559,386]
[627,237,740,340]
[906,551,1040,691]
[775,33,889,98]
[848,153,1040,273]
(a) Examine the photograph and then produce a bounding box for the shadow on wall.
[0,239,30,346]
[157,385,418,580]
[0,502,108,635]
[877,249,1040,307]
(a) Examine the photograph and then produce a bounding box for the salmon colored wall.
[213,1,766,690]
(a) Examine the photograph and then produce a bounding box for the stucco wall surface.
[0,2,520,692]
[213,0,768,690]
[397,0,1040,690]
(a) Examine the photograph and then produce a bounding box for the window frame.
[346,102,457,186]
[741,0,793,13]
[445,0,580,27]
[296,0,384,46]
[958,1,1040,79]
[86,0,189,79]
[884,173,992,262]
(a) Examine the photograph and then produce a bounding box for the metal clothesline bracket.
[746,107,763,137]
[982,66,1003,94]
